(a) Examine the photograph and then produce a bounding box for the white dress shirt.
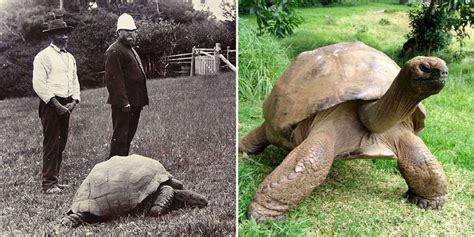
[32,43,81,103]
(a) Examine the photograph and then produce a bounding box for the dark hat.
[42,19,73,34]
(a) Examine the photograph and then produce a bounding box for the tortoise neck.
[358,70,422,133]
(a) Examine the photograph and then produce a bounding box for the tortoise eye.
[419,63,431,73]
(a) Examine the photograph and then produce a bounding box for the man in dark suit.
[104,13,148,158]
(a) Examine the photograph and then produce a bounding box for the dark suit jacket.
[104,40,149,107]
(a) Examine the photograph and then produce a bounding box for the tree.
[407,0,473,56]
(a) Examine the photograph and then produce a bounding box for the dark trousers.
[39,96,72,190]
[109,106,142,158]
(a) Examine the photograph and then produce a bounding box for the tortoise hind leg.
[248,131,335,221]
[165,178,184,190]
[397,132,447,209]
[239,123,270,154]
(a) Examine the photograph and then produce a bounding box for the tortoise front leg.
[239,123,270,154]
[247,131,335,221]
[172,189,208,209]
[60,212,102,228]
[397,132,448,209]
[148,185,174,216]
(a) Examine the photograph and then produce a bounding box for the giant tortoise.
[60,154,208,227]
[239,41,448,221]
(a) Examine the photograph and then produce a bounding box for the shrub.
[407,6,453,55]
[255,0,303,38]
[67,9,117,88]
[407,1,473,56]
[0,2,235,99]
[0,4,52,99]
[0,45,45,99]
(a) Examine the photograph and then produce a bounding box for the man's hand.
[55,103,70,116]
[50,97,71,116]
[122,104,131,112]
[65,101,77,112]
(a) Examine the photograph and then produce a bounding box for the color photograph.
[237,0,473,235]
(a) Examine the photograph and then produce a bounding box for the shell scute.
[70,154,172,216]
[263,41,404,134]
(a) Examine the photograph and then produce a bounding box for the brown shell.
[70,154,172,216]
[263,41,425,134]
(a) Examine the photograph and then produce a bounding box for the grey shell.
[70,154,172,216]
[263,41,425,135]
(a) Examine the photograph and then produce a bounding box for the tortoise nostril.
[440,71,448,77]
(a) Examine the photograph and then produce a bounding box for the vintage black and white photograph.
[0,0,236,235]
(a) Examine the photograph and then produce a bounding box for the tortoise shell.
[263,41,425,136]
[70,154,172,216]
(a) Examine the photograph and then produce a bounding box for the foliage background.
[0,0,236,99]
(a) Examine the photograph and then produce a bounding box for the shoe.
[56,184,70,189]
[44,186,62,194]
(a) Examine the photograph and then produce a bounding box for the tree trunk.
[429,0,437,15]
[426,0,437,56]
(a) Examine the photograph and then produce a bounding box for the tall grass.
[1,73,236,235]
[238,19,291,101]
[238,3,474,236]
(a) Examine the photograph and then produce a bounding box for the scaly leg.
[172,189,208,209]
[148,185,174,216]
[397,132,448,209]
[239,123,270,155]
[60,212,101,228]
[247,131,335,221]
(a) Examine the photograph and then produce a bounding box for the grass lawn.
[0,72,236,235]
[238,3,474,236]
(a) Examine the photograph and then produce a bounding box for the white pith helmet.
[116,13,137,32]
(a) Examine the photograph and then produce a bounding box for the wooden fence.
[165,43,236,76]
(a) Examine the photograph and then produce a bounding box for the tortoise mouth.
[413,77,446,94]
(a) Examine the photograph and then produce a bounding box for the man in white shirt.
[32,18,80,194]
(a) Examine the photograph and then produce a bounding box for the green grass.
[238,20,291,101]
[1,73,236,235]
[238,4,474,236]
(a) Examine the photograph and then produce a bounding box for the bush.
[407,2,473,56]
[0,4,52,99]
[407,6,453,55]
[239,0,257,14]
[255,0,303,38]
[0,2,236,99]
[67,9,117,88]
[0,45,45,99]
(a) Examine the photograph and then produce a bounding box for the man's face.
[50,31,69,49]
[118,29,137,46]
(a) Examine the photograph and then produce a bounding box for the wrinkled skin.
[240,47,449,222]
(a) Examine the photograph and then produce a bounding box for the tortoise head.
[401,56,448,98]
[358,56,448,134]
